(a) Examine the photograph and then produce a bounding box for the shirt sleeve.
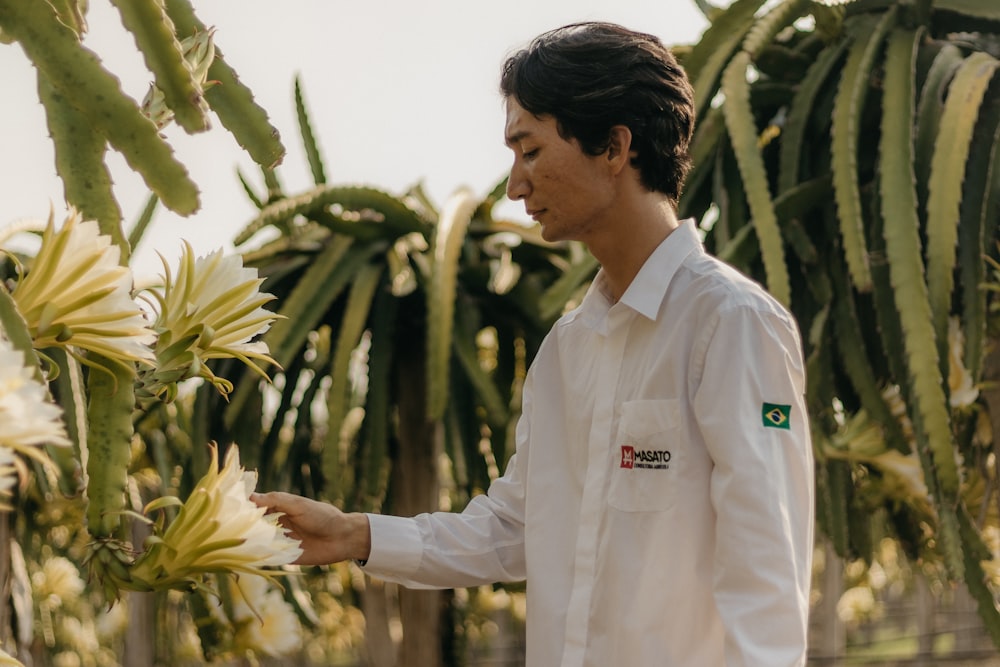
[360,380,533,589]
[692,303,814,667]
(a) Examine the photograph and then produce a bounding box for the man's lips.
[526,208,545,221]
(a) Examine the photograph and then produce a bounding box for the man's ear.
[606,125,633,174]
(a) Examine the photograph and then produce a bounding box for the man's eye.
[524,149,539,159]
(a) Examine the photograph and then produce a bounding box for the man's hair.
[500,22,695,205]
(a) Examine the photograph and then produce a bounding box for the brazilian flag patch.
[762,403,791,429]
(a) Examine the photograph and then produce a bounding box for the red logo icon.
[620,445,634,469]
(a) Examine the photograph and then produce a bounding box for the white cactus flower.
[0,337,70,507]
[226,574,302,657]
[140,242,281,402]
[131,443,301,590]
[11,209,155,369]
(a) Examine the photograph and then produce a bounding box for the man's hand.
[251,491,371,566]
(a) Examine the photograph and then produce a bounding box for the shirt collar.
[574,219,702,326]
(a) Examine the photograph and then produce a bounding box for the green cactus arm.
[721,50,791,306]
[684,0,766,116]
[321,263,382,501]
[46,0,86,36]
[164,0,284,168]
[960,96,1000,379]
[879,28,954,483]
[127,195,159,252]
[741,0,810,58]
[934,0,1000,21]
[0,0,200,216]
[109,0,209,134]
[234,185,426,247]
[84,358,135,540]
[680,106,726,219]
[879,29,962,580]
[295,76,327,186]
[843,0,1000,22]
[225,237,387,429]
[451,300,508,428]
[359,288,396,511]
[925,52,999,359]
[831,10,897,293]
[36,74,128,258]
[957,506,1000,646]
[778,39,849,193]
[829,252,908,452]
[537,253,599,323]
[426,188,478,421]
[914,45,963,215]
[46,346,86,496]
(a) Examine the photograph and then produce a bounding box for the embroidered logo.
[620,445,670,469]
[621,445,635,469]
[762,402,791,429]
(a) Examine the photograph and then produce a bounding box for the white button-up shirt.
[364,219,814,666]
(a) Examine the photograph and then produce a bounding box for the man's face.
[504,98,616,243]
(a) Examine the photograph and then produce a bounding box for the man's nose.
[506,162,529,201]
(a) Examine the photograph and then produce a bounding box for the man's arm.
[251,492,371,565]
[693,304,814,666]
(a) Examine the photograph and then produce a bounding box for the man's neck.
[587,198,680,303]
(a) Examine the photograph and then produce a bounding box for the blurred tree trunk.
[0,514,16,661]
[124,489,154,667]
[362,577,398,667]
[391,345,443,666]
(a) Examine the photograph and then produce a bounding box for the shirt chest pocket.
[608,399,683,512]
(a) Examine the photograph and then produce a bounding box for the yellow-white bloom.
[32,556,86,608]
[221,574,302,657]
[11,209,155,368]
[0,449,16,500]
[0,337,70,507]
[0,647,23,666]
[140,242,281,401]
[141,28,217,130]
[131,443,301,590]
[947,317,979,408]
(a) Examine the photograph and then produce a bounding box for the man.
[254,22,814,666]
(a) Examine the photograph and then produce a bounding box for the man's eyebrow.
[504,130,531,147]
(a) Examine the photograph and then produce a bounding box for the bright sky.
[0,1,708,278]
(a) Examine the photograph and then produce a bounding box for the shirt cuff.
[360,513,424,577]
